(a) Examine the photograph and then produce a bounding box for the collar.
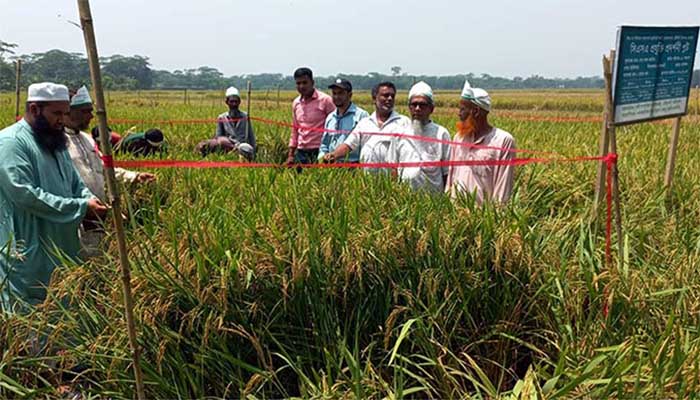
[300,89,320,103]
[334,102,357,118]
[370,110,402,127]
[472,127,496,145]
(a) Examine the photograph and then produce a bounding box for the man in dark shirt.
[196,87,256,160]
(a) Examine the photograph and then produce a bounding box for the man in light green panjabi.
[0,82,108,313]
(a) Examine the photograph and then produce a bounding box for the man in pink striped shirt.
[286,67,335,165]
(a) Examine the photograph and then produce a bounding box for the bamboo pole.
[14,60,22,120]
[246,81,252,144]
[593,52,613,216]
[664,117,682,193]
[602,50,623,266]
[277,84,281,108]
[265,88,269,109]
[77,1,146,399]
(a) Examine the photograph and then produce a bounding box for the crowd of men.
[0,67,515,313]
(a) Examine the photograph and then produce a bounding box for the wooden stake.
[593,52,614,216]
[265,88,270,109]
[77,1,146,399]
[664,117,682,193]
[14,60,21,120]
[246,81,252,144]
[277,84,281,108]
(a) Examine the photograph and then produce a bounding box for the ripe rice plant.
[0,89,699,398]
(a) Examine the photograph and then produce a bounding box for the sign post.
[594,25,699,264]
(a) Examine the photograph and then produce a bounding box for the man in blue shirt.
[319,79,369,163]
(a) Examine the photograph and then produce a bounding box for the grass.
[0,89,699,398]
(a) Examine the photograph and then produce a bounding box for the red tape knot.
[101,154,115,169]
[604,153,618,165]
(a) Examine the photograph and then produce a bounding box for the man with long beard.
[387,81,451,192]
[0,82,107,313]
[445,80,516,204]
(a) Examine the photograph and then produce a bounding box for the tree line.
[1,47,698,92]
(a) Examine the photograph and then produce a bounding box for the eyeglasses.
[409,102,430,108]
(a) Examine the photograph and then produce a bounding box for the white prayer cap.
[27,82,69,102]
[408,81,434,103]
[225,86,240,98]
[460,79,491,112]
[70,86,93,108]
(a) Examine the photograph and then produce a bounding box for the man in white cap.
[326,81,411,174]
[196,86,256,160]
[386,81,451,192]
[445,80,516,204]
[0,82,108,313]
[65,86,155,258]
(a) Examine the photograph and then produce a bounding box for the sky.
[1,0,699,78]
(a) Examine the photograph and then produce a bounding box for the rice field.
[1,89,700,398]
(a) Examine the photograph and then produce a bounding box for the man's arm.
[287,103,299,164]
[0,142,90,224]
[493,136,516,203]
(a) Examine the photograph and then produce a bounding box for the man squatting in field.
[65,86,156,259]
[445,80,516,203]
[0,82,108,313]
[196,86,257,160]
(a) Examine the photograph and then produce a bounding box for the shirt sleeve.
[288,101,299,148]
[115,168,139,184]
[324,96,336,115]
[493,135,516,203]
[215,115,225,137]
[441,129,451,177]
[344,121,362,150]
[0,141,89,224]
[318,115,333,159]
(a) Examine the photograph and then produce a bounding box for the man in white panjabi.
[387,81,451,192]
[445,80,516,204]
[65,86,155,258]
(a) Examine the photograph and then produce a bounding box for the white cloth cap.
[225,86,240,98]
[27,82,69,102]
[408,81,434,103]
[70,85,93,107]
[460,79,491,112]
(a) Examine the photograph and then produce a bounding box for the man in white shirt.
[326,81,411,174]
[387,81,451,192]
[65,86,155,257]
[445,80,516,204]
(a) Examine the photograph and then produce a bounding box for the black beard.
[32,114,67,153]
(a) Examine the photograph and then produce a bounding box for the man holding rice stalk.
[0,82,108,313]
[386,81,451,192]
[65,86,156,258]
[195,86,257,160]
[445,80,516,203]
[326,81,412,174]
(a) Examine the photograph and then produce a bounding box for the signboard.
[612,26,699,125]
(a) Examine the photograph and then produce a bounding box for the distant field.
[1,89,700,398]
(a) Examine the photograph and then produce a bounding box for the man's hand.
[136,172,156,183]
[322,153,336,163]
[86,198,109,219]
[286,148,296,166]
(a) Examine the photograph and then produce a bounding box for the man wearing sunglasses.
[386,81,451,192]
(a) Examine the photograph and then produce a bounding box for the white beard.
[412,119,424,136]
